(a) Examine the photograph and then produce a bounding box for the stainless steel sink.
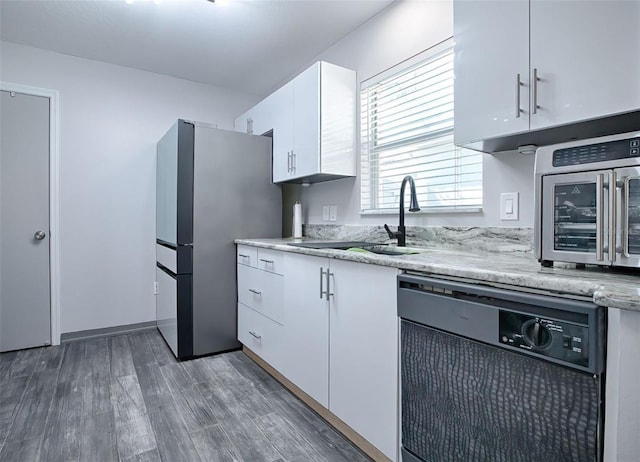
[287,241,381,250]
[352,246,422,256]
[287,241,422,256]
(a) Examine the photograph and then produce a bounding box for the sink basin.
[287,241,381,250]
[347,246,422,256]
[287,241,424,256]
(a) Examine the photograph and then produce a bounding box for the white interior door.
[0,90,51,351]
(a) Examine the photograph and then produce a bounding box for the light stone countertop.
[235,237,640,312]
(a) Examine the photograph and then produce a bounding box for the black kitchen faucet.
[384,175,420,247]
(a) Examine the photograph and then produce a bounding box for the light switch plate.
[500,192,519,220]
[329,205,337,222]
[322,205,330,221]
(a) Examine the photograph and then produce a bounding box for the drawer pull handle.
[249,331,261,340]
[248,288,262,295]
[259,258,275,264]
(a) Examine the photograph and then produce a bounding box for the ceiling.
[0,0,394,97]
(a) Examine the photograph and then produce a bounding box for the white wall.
[298,0,536,227]
[0,41,256,335]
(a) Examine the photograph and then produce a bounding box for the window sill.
[360,207,483,216]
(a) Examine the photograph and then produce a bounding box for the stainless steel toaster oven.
[534,131,640,268]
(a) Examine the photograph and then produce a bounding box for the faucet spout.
[384,175,420,247]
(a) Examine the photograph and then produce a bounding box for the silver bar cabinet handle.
[249,331,261,340]
[320,267,326,299]
[596,174,604,261]
[326,270,334,301]
[515,73,521,118]
[532,68,538,115]
[248,288,262,295]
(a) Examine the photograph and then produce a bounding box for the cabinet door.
[530,0,640,130]
[235,92,279,137]
[282,253,329,406]
[292,62,320,179]
[272,83,294,183]
[329,259,399,461]
[319,62,357,177]
[234,108,251,133]
[251,93,277,137]
[453,0,530,145]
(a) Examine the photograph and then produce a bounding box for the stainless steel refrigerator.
[155,120,281,360]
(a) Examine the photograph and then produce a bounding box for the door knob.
[34,231,46,240]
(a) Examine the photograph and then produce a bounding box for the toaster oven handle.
[623,177,630,257]
[596,174,605,262]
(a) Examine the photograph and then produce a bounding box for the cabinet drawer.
[256,248,284,275]
[156,265,178,357]
[156,244,177,274]
[237,264,284,324]
[238,303,284,373]
[237,245,258,268]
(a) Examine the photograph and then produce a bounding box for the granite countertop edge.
[235,238,640,312]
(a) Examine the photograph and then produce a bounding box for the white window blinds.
[360,44,483,213]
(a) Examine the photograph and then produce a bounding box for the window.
[360,41,483,213]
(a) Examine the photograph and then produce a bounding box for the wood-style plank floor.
[0,330,371,462]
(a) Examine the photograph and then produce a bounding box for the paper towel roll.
[293,201,303,238]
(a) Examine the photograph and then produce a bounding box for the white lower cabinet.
[282,253,330,407]
[237,264,284,324]
[237,248,399,461]
[328,258,399,461]
[237,303,284,374]
[282,252,399,461]
[236,254,285,374]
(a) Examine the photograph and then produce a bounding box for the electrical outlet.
[322,205,330,221]
[153,282,158,295]
[329,205,337,222]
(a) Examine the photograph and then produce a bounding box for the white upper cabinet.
[271,82,294,183]
[235,61,356,184]
[453,0,530,144]
[529,0,640,130]
[454,0,640,151]
[291,63,321,179]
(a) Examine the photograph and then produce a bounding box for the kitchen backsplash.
[303,224,534,253]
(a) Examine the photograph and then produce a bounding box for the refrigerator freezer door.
[156,264,178,356]
[156,263,193,359]
[191,127,282,356]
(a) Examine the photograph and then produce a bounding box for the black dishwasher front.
[398,274,606,462]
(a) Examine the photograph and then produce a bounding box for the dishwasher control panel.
[499,311,589,368]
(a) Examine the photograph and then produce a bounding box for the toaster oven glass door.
[615,167,640,267]
[542,170,612,265]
